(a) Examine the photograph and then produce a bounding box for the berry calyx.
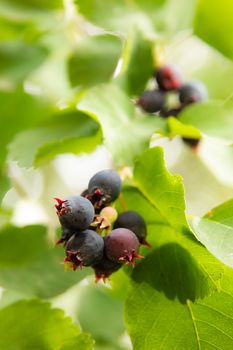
[113,211,150,247]
[105,228,143,266]
[137,90,165,113]
[65,230,104,270]
[155,65,183,91]
[54,195,95,231]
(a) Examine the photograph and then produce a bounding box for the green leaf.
[192,199,233,268]
[194,0,233,60]
[125,223,233,350]
[5,0,63,10]
[167,117,201,139]
[68,34,122,88]
[0,225,90,298]
[75,0,166,34]
[77,84,165,166]
[8,110,102,168]
[178,102,233,143]
[115,30,154,96]
[0,41,48,82]
[0,299,93,350]
[60,334,94,350]
[0,89,50,168]
[133,147,189,231]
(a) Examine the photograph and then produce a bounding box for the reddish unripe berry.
[105,228,143,266]
[155,65,183,91]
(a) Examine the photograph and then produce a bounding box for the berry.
[88,169,122,208]
[54,195,95,230]
[100,206,118,224]
[105,228,143,266]
[65,229,104,270]
[137,90,165,113]
[56,226,74,245]
[113,211,150,247]
[179,81,208,105]
[155,65,183,91]
[92,253,122,282]
[159,106,183,118]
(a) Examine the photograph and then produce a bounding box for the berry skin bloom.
[155,65,183,91]
[54,195,95,231]
[179,81,208,105]
[65,229,104,270]
[137,90,165,113]
[105,228,143,266]
[87,169,122,208]
[113,211,150,247]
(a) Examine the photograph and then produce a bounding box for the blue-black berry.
[55,195,95,230]
[179,81,208,105]
[65,229,104,270]
[137,90,165,113]
[92,252,122,282]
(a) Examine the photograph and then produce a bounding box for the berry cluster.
[137,65,208,148]
[54,170,149,282]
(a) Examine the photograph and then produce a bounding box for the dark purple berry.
[137,90,165,113]
[155,65,183,91]
[56,226,74,245]
[92,253,122,282]
[88,169,121,208]
[113,211,150,247]
[54,196,94,230]
[65,229,104,270]
[105,228,143,266]
[179,81,208,105]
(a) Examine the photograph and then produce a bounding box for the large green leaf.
[192,199,233,268]
[133,147,189,231]
[115,30,153,96]
[77,84,165,166]
[68,34,122,88]
[0,41,48,83]
[0,299,93,350]
[0,89,51,168]
[75,0,166,34]
[194,0,233,60]
[178,102,233,143]
[0,225,90,298]
[5,0,63,10]
[125,223,233,350]
[8,110,102,168]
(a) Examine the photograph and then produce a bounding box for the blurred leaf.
[178,102,233,143]
[192,199,233,268]
[115,30,153,96]
[75,0,166,34]
[0,41,48,82]
[134,147,189,231]
[9,110,102,168]
[0,299,94,350]
[167,117,201,139]
[77,285,125,344]
[194,0,233,60]
[0,171,9,202]
[77,84,165,166]
[0,225,91,298]
[5,0,63,10]
[0,89,51,168]
[68,34,122,88]
[0,17,38,41]
[126,262,233,350]
[60,334,94,350]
